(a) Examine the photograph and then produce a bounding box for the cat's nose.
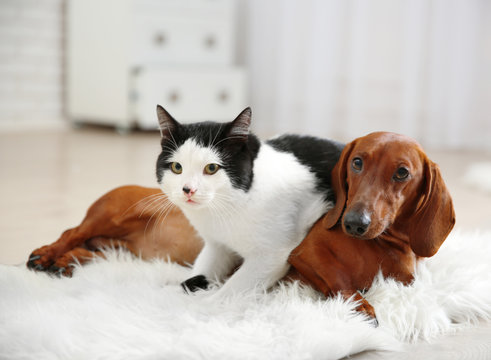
[183,186,196,196]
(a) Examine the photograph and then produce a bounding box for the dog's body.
[288,132,456,320]
[28,132,455,323]
[27,186,203,276]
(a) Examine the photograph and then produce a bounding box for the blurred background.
[2,0,491,146]
[1,0,491,265]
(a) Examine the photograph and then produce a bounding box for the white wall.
[242,0,491,151]
[0,0,65,130]
[1,0,490,151]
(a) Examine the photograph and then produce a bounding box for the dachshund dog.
[27,185,203,276]
[288,132,456,322]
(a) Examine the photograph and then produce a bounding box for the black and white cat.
[156,105,344,299]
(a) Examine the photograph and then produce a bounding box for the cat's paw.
[181,275,209,293]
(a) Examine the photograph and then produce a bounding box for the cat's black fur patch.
[267,135,345,201]
[181,275,209,293]
[156,120,261,191]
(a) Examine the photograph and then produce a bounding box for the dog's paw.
[48,263,76,278]
[27,246,58,271]
[181,275,209,293]
[356,301,378,327]
[27,246,79,277]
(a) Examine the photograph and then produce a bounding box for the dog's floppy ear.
[323,140,356,229]
[408,158,456,257]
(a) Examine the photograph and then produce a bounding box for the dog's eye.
[204,163,220,175]
[393,167,410,181]
[352,157,363,172]
[170,162,182,174]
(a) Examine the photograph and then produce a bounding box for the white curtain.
[242,0,491,150]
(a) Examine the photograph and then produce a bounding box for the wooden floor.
[1,127,490,360]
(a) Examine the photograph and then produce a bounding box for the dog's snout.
[344,211,371,237]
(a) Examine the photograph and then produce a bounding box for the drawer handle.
[218,90,229,103]
[204,35,216,49]
[154,32,167,46]
[168,91,180,103]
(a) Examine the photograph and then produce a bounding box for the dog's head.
[323,132,455,257]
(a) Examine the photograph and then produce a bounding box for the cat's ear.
[226,107,252,140]
[156,105,179,140]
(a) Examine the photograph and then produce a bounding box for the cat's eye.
[204,163,220,175]
[393,167,410,182]
[352,157,363,172]
[170,162,182,174]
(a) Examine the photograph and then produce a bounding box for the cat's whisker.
[208,201,230,232]
[149,202,174,243]
[206,202,220,229]
[219,202,245,228]
[208,128,213,147]
[167,128,179,152]
[123,193,163,214]
[155,201,176,241]
[211,135,245,149]
[203,196,226,230]
[210,124,223,149]
[135,192,166,208]
[119,192,166,219]
[210,197,240,232]
[144,199,174,241]
[138,194,169,218]
[161,144,178,154]
[213,194,245,214]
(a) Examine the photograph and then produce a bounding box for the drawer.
[131,15,234,66]
[131,66,248,129]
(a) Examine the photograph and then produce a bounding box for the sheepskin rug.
[1,230,491,360]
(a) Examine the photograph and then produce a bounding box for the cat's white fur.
[160,138,331,299]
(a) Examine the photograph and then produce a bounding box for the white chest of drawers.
[67,0,247,131]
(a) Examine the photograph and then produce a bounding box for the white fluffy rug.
[1,230,491,360]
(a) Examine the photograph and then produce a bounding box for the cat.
[155,105,344,299]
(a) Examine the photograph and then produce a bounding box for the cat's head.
[156,105,260,210]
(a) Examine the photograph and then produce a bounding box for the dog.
[288,132,456,322]
[27,185,203,276]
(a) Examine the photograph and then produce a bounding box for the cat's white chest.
[182,195,253,253]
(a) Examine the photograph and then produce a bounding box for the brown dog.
[27,185,203,276]
[288,132,456,321]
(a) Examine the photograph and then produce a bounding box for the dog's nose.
[343,211,371,237]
